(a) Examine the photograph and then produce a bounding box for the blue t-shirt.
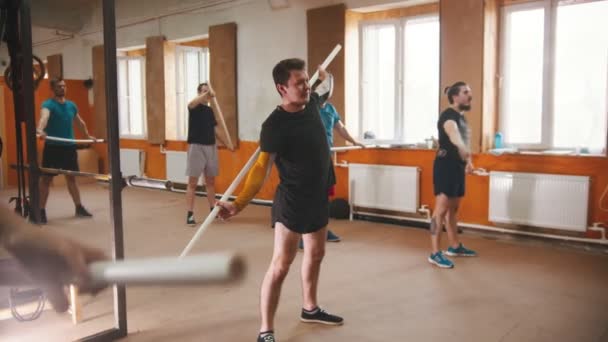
[42,99,77,145]
[319,103,341,147]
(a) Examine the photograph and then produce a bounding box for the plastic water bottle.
[494,132,503,149]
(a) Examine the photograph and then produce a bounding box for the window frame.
[117,55,147,139]
[358,14,440,145]
[499,0,608,152]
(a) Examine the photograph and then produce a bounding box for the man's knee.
[270,255,294,281]
[307,246,325,264]
[205,176,216,187]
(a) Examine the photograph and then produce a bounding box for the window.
[500,0,608,152]
[175,46,210,140]
[117,56,146,138]
[359,15,440,143]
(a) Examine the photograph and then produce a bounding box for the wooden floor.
[1,184,608,342]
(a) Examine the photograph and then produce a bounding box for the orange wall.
[333,149,608,236]
[99,137,608,238]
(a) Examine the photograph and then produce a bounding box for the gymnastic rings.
[4,55,46,92]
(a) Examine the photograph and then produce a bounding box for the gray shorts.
[186,143,219,178]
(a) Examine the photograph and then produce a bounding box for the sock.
[303,307,319,314]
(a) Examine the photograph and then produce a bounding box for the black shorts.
[42,144,79,176]
[433,158,465,198]
[271,186,329,234]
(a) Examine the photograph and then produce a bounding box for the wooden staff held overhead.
[207,83,235,151]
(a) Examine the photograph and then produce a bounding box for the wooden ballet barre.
[10,164,111,181]
[330,144,377,152]
[11,164,173,190]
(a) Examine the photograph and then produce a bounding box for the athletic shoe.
[40,209,47,225]
[300,307,344,325]
[257,331,275,342]
[187,213,196,226]
[327,230,341,242]
[445,243,477,257]
[428,251,454,268]
[75,205,93,217]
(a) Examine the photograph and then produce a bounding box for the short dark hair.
[272,58,306,87]
[197,82,209,93]
[50,77,65,89]
[444,81,467,104]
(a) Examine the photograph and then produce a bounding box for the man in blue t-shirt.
[299,99,364,248]
[36,77,96,224]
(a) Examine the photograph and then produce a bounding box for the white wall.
[22,0,428,140]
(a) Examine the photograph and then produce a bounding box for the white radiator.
[348,163,419,213]
[489,171,590,232]
[119,149,144,177]
[165,151,188,184]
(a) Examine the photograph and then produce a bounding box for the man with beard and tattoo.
[428,82,478,269]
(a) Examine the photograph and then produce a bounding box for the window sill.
[119,135,147,140]
[485,148,607,158]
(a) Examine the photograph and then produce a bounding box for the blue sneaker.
[445,243,477,257]
[428,251,454,268]
[327,230,341,242]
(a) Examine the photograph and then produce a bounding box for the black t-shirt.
[437,108,469,162]
[187,104,217,145]
[260,93,335,233]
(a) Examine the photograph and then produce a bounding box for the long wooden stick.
[211,96,235,151]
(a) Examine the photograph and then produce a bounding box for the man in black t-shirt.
[185,83,232,225]
[428,82,478,269]
[217,59,343,342]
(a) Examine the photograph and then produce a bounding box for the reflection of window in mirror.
[175,44,210,141]
[117,55,147,139]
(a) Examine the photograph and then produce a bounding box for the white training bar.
[41,135,105,144]
[309,44,342,86]
[3,253,246,287]
[89,252,245,286]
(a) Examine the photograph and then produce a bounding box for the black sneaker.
[40,209,47,225]
[75,205,93,218]
[187,213,196,226]
[300,307,344,325]
[257,331,275,342]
